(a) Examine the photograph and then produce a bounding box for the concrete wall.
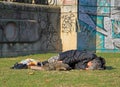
[61,5,77,51]
[2,0,119,57]
[47,0,77,6]
[0,2,61,57]
[78,0,120,52]
[47,0,78,51]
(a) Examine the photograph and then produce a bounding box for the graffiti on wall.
[48,0,62,5]
[47,0,76,5]
[62,12,75,33]
[78,0,120,52]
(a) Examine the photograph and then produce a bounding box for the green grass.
[0,53,120,87]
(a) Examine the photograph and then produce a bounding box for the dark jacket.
[58,50,97,69]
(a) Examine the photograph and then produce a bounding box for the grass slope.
[0,53,120,87]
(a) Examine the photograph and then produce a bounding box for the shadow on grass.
[105,66,115,70]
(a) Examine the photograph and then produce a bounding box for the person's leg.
[37,55,59,66]
[37,61,48,66]
[30,66,44,70]
[48,55,60,63]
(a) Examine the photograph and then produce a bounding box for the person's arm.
[74,62,87,70]
[59,50,76,60]
[30,66,43,70]
[61,51,97,65]
[62,56,78,64]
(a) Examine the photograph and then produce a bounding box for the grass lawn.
[0,53,120,87]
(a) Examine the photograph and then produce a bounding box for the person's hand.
[30,66,43,70]
[57,61,63,63]
[85,68,89,70]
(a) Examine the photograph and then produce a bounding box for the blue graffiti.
[78,0,120,52]
[112,20,120,38]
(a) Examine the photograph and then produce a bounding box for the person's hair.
[88,57,106,70]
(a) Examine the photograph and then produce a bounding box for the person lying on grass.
[11,58,71,71]
[11,50,106,71]
[31,50,106,70]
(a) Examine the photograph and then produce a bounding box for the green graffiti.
[112,20,120,38]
